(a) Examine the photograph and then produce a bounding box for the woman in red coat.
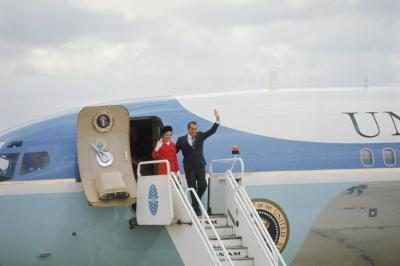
[152,126,179,175]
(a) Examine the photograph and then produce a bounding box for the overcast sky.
[0,0,399,131]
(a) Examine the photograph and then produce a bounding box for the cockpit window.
[6,141,23,148]
[20,152,50,176]
[0,153,19,180]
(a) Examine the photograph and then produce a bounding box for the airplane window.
[360,148,374,167]
[20,152,50,176]
[0,153,19,180]
[383,148,396,166]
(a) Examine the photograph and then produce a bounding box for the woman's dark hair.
[161,125,173,136]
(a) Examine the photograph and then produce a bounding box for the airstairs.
[136,158,286,266]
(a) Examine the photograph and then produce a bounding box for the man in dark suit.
[176,110,220,216]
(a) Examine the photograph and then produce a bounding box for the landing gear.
[129,202,138,229]
[129,217,138,229]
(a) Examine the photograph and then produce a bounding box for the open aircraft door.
[77,105,136,207]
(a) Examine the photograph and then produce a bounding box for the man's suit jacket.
[176,122,219,170]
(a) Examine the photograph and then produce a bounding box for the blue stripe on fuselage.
[0,98,399,181]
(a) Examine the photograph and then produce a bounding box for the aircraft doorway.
[130,116,163,178]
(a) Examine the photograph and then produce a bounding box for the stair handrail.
[170,172,233,266]
[225,170,278,265]
[137,159,170,177]
[168,177,218,265]
[210,157,245,179]
[226,169,286,266]
[185,187,234,266]
[210,157,286,265]
[236,180,282,259]
[137,160,222,265]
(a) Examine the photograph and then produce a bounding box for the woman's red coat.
[152,140,179,174]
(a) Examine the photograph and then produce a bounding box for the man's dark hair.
[187,121,197,129]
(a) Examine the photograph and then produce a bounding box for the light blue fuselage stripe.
[0,192,183,266]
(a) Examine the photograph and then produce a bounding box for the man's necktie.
[192,136,196,147]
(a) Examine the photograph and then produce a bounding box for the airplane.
[0,86,399,266]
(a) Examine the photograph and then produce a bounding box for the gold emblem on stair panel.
[93,110,114,133]
[251,198,290,252]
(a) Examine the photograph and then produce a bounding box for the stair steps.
[215,246,248,258]
[205,226,234,237]
[220,257,254,266]
[208,215,254,266]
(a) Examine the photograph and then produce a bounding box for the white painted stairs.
[205,215,254,266]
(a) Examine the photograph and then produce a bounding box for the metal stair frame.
[137,160,232,265]
[210,158,287,266]
[170,172,234,265]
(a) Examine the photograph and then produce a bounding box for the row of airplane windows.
[0,148,398,180]
[361,148,397,167]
